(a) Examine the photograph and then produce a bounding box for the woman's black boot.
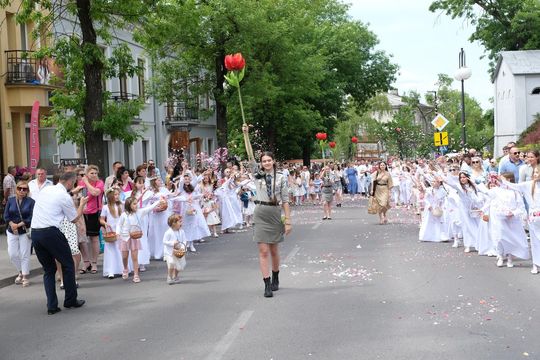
[263,277,273,298]
[271,271,279,291]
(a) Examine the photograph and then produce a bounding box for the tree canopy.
[429,0,540,69]
[138,0,398,161]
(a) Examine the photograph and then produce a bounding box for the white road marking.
[312,222,322,230]
[284,246,300,264]
[205,310,254,360]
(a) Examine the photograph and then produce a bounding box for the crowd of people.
[2,138,539,311]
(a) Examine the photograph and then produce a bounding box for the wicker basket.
[431,207,443,218]
[102,226,117,243]
[154,201,168,213]
[173,243,186,258]
[129,225,143,239]
[186,207,196,216]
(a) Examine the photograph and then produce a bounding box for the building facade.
[1,3,217,177]
[493,50,540,157]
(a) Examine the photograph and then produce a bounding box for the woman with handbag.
[370,162,394,225]
[117,196,166,283]
[3,180,35,287]
[242,124,292,298]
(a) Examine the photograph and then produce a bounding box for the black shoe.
[271,271,279,291]
[64,299,85,309]
[47,307,61,315]
[263,277,273,298]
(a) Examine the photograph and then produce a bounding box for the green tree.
[429,0,540,68]
[2,0,152,172]
[139,0,397,161]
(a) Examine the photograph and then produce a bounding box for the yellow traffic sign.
[434,132,449,146]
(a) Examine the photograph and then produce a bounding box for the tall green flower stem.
[237,86,254,162]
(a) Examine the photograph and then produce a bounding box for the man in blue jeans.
[31,171,88,315]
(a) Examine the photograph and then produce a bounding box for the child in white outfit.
[163,214,187,284]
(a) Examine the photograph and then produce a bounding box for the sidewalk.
[0,233,42,289]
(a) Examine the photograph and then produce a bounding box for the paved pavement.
[0,233,42,288]
[1,199,540,359]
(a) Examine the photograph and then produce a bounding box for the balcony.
[164,101,200,130]
[5,50,62,86]
[109,91,139,102]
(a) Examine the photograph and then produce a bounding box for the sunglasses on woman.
[17,187,29,191]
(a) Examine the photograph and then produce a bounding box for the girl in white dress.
[444,171,483,253]
[399,167,414,207]
[202,192,220,237]
[173,182,211,251]
[419,178,449,242]
[486,172,529,267]
[444,167,463,247]
[125,176,151,271]
[146,178,172,260]
[99,189,125,278]
[216,176,243,233]
[500,165,540,273]
[163,214,187,284]
[117,196,165,283]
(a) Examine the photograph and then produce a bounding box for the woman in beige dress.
[370,161,394,224]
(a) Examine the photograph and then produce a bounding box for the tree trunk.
[302,144,311,166]
[77,0,105,173]
[215,50,227,148]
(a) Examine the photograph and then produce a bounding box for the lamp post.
[454,48,472,149]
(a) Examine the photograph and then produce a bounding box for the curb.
[0,266,43,290]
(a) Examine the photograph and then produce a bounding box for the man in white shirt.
[28,168,53,200]
[356,160,367,195]
[31,172,88,315]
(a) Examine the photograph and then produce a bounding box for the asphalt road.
[1,199,538,360]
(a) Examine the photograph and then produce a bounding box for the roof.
[493,50,540,82]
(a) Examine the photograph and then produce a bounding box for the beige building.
[0,2,63,174]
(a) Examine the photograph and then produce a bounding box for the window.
[120,76,128,99]
[20,24,27,50]
[207,138,213,154]
[123,143,130,169]
[532,87,540,95]
[137,58,145,99]
[142,140,149,162]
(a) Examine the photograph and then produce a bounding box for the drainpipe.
[151,59,163,174]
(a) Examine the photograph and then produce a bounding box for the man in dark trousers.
[31,171,88,315]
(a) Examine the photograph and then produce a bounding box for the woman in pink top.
[81,165,105,274]
[116,166,134,194]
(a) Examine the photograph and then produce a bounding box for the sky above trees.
[348,0,492,110]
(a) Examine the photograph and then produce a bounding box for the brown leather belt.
[254,200,279,206]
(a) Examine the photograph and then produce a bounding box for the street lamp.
[454,48,472,149]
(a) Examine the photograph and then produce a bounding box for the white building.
[493,50,540,157]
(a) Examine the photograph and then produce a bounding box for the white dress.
[100,205,126,276]
[446,176,483,249]
[399,173,413,205]
[202,198,221,226]
[444,187,462,239]
[133,190,152,266]
[419,187,449,242]
[489,187,529,259]
[498,181,536,261]
[475,193,495,256]
[216,178,243,231]
[175,192,211,241]
[146,187,172,260]
[163,228,187,270]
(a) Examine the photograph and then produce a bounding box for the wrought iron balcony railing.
[5,50,61,86]
[109,91,139,102]
[165,101,200,127]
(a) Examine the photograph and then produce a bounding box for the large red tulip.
[224,53,246,71]
[316,132,327,141]
[351,136,358,143]
[328,141,336,148]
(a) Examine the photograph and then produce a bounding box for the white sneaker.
[189,243,197,252]
[464,247,471,253]
[452,240,459,248]
[496,256,504,267]
[173,277,181,284]
[167,277,174,285]
[213,233,218,238]
[531,265,539,274]
[506,257,514,268]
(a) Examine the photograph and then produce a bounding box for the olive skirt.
[253,205,284,244]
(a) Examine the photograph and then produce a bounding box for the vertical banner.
[30,100,40,174]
